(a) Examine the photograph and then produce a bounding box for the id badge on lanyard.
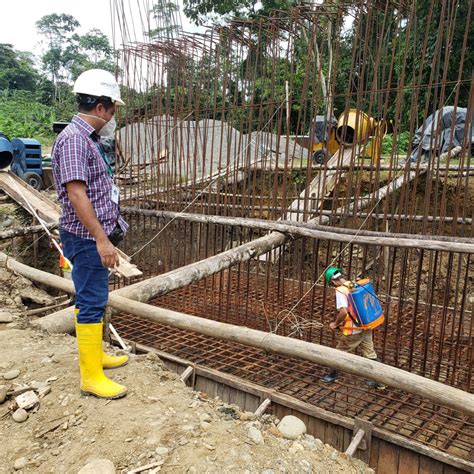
[111,184,120,204]
[96,143,120,205]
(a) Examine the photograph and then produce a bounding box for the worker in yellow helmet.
[320,267,385,389]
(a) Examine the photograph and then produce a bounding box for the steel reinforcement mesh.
[113,271,473,460]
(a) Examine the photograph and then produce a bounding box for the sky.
[0,0,203,56]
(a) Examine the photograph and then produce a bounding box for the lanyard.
[95,143,114,178]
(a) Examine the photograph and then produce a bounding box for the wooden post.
[179,365,194,383]
[345,429,365,457]
[345,418,372,463]
[254,397,272,417]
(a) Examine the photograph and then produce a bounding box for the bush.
[0,90,56,143]
[381,131,410,155]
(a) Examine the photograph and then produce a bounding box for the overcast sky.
[0,0,202,56]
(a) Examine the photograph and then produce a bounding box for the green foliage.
[381,132,410,155]
[0,90,56,143]
[183,0,297,24]
[0,44,39,91]
[36,13,116,96]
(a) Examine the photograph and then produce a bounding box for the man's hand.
[329,321,338,330]
[96,237,119,268]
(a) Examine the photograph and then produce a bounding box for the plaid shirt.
[52,115,128,239]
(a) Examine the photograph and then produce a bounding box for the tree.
[0,44,39,91]
[36,14,81,97]
[78,29,113,63]
[36,14,117,97]
[183,0,296,25]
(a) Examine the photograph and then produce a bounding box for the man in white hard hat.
[51,69,128,399]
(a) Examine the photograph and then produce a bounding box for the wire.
[128,97,288,259]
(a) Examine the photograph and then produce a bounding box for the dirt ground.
[0,325,372,474]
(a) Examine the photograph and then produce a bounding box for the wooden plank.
[443,464,465,474]
[307,415,323,440]
[419,456,444,474]
[397,447,420,474]
[377,440,400,474]
[325,420,345,451]
[370,436,380,469]
[0,171,60,222]
[350,418,372,464]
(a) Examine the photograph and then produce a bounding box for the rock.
[13,296,22,305]
[2,218,13,228]
[3,369,20,380]
[40,357,52,365]
[268,425,282,437]
[200,420,211,431]
[0,311,13,323]
[13,408,28,423]
[288,441,304,454]
[314,438,324,450]
[239,411,256,421]
[155,447,169,456]
[38,385,51,398]
[15,390,39,410]
[199,413,212,423]
[277,415,307,440]
[300,460,313,473]
[13,457,27,470]
[248,426,264,445]
[0,385,7,403]
[301,434,316,450]
[330,450,339,461]
[261,470,275,474]
[78,458,116,474]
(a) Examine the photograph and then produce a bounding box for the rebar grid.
[113,312,473,459]
[110,0,474,462]
[113,1,473,239]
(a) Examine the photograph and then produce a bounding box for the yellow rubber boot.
[74,309,129,369]
[102,351,129,370]
[75,322,127,399]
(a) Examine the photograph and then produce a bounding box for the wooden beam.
[35,230,289,334]
[108,294,474,417]
[9,251,473,415]
[0,223,57,241]
[345,429,366,457]
[179,365,194,383]
[122,208,474,251]
[0,171,60,222]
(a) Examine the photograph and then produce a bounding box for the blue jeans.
[60,229,109,324]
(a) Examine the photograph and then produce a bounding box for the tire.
[312,148,328,165]
[22,172,43,191]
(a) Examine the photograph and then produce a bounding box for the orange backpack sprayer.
[337,279,385,330]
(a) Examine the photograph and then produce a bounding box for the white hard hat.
[73,69,125,106]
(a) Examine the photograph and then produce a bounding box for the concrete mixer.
[310,109,387,164]
[0,133,44,190]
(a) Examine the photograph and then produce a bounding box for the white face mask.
[78,113,116,137]
[97,116,116,137]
